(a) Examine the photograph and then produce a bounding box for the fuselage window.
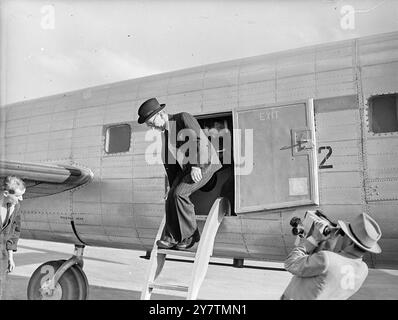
[105,124,131,153]
[368,93,398,133]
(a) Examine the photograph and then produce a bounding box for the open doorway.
[190,112,236,216]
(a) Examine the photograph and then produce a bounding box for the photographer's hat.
[338,213,382,254]
[137,98,165,124]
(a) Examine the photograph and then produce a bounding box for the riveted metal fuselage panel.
[2,31,398,268]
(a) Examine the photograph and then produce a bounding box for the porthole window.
[104,124,131,154]
[368,94,398,133]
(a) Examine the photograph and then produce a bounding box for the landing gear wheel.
[27,260,89,300]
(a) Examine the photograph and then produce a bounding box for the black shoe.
[175,229,200,250]
[156,239,177,249]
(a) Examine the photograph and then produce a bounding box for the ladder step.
[158,249,196,258]
[149,283,189,292]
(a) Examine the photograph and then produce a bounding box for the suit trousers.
[164,164,221,243]
[0,234,8,300]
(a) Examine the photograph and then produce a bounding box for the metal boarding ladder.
[140,197,230,300]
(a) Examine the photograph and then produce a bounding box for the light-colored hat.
[338,213,382,254]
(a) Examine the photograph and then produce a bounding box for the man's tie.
[1,203,11,229]
[164,129,169,165]
[164,128,180,168]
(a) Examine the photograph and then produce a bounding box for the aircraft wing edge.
[0,160,94,198]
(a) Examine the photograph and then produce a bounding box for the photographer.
[281,212,382,300]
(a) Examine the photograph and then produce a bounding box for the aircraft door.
[233,99,319,213]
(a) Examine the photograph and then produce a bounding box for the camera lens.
[290,217,301,227]
[323,227,331,236]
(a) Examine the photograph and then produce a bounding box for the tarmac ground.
[2,238,398,300]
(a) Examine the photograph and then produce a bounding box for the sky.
[1,0,398,105]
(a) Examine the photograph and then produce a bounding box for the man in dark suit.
[138,98,222,250]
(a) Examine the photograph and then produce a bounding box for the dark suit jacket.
[163,112,222,187]
[1,203,21,252]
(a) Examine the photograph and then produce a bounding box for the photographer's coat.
[282,238,368,300]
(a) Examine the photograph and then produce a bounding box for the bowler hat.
[338,213,382,254]
[137,98,165,124]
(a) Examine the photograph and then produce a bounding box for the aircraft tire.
[27,260,89,300]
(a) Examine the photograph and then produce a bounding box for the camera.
[290,210,338,239]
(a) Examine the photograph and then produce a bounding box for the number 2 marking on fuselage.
[318,146,333,169]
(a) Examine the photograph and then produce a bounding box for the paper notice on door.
[289,177,308,196]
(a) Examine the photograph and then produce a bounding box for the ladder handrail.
[140,216,166,300]
[195,197,229,259]
[187,197,230,299]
